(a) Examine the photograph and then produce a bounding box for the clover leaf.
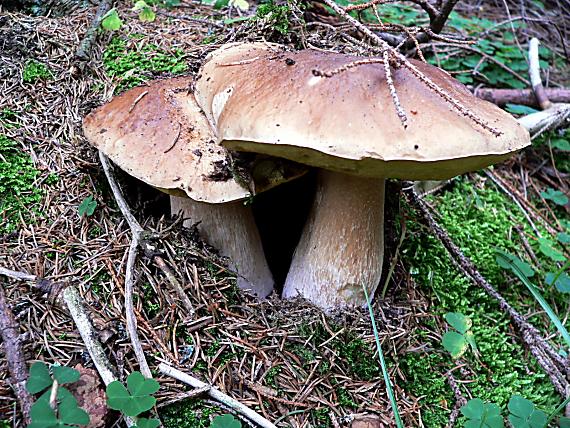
[461,398,504,428]
[26,362,53,394]
[507,395,547,428]
[106,371,159,417]
[540,188,569,206]
[210,414,242,428]
[442,312,477,359]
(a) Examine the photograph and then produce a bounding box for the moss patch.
[0,135,43,234]
[161,399,221,428]
[103,36,188,93]
[22,59,52,83]
[400,177,562,427]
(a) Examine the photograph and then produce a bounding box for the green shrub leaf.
[26,362,53,394]
[507,395,547,428]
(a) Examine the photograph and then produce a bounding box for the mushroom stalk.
[170,196,274,298]
[283,170,385,309]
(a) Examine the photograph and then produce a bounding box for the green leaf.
[540,188,569,206]
[133,1,156,21]
[495,250,535,277]
[557,232,570,244]
[78,195,97,217]
[538,238,566,262]
[461,399,504,428]
[101,8,123,31]
[29,400,58,428]
[545,272,570,294]
[505,104,539,115]
[210,414,242,428]
[442,331,468,359]
[27,362,53,394]
[229,0,249,10]
[508,395,547,428]
[136,418,161,428]
[551,138,570,151]
[53,366,81,385]
[59,396,90,425]
[559,416,570,428]
[445,312,472,334]
[106,372,159,417]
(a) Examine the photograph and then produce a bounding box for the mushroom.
[194,43,531,309]
[83,77,306,297]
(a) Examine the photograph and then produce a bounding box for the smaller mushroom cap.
[195,43,531,180]
[83,77,305,203]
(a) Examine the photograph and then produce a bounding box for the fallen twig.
[158,362,277,428]
[0,268,136,427]
[75,0,112,61]
[474,87,570,107]
[99,151,152,378]
[0,281,32,424]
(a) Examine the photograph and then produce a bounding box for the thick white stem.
[283,170,385,309]
[170,196,274,298]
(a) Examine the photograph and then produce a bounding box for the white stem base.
[170,196,274,298]
[283,171,385,310]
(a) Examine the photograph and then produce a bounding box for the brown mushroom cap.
[195,43,531,180]
[83,77,305,203]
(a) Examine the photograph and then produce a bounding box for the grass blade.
[496,252,570,348]
[363,286,404,428]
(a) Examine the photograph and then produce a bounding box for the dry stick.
[75,0,112,60]
[445,370,467,428]
[0,268,136,427]
[405,190,569,392]
[158,363,277,428]
[0,281,32,424]
[98,151,151,378]
[474,88,570,107]
[528,38,552,110]
[319,0,499,135]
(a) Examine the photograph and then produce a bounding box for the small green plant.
[78,195,97,217]
[101,8,123,31]
[26,362,90,428]
[210,414,241,428]
[461,398,504,428]
[255,0,292,34]
[540,189,569,206]
[133,1,157,22]
[442,312,477,359]
[496,250,570,348]
[22,59,52,84]
[508,395,547,428]
[106,371,160,428]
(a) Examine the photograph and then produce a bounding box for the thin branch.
[430,0,459,34]
[158,363,277,428]
[0,281,32,424]
[75,0,112,61]
[528,38,552,110]
[98,151,151,378]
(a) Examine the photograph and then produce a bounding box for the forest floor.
[0,0,569,427]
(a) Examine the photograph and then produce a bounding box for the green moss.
[255,0,292,34]
[0,135,43,234]
[161,399,220,428]
[400,177,561,427]
[22,59,52,83]
[103,36,188,93]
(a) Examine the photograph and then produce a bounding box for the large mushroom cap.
[83,77,305,203]
[195,43,531,180]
